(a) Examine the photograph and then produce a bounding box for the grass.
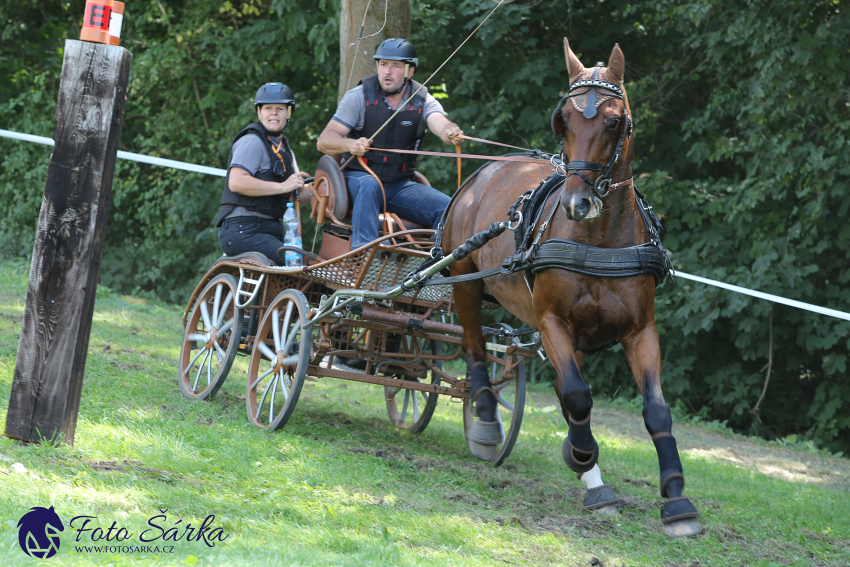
[0,257,848,566]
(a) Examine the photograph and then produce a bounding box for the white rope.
[674,271,850,322]
[3,128,848,321]
[0,128,226,177]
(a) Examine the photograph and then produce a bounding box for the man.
[316,38,464,249]
[217,82,311,264]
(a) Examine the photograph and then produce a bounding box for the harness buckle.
[507,211,523,231]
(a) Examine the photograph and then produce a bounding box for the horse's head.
[551,39,634,222]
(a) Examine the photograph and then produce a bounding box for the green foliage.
[0,0,338,302]
[1,0,848,450]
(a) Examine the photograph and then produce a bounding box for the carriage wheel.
[384,337,442,433]
[462,330,527,467]
[179,273,243,400]
[246,289,311,431]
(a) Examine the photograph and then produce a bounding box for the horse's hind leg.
[451,275,501,461]
[622,326,701,537]
[538,313,619,512]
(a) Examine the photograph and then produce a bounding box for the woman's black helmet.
[373,38,418,69]
[254,82,295,108]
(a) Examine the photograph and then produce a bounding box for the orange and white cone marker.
[108,1,125,46]
[79,0,114,44]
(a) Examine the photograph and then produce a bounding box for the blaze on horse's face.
[553,40,629,222]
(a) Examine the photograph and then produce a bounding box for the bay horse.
[442,39,701,537]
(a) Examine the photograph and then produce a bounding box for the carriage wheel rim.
[246,290,310,431]
[179,274,241,400]
[384,336,441,432]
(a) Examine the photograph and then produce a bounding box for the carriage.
[178,156,542,466]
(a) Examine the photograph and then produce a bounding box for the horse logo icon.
[17,506,64,559]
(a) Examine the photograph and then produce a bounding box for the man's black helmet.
[254,82,295,108]
[373,38,418,69]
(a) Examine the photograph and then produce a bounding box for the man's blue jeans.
[344,170,451,249]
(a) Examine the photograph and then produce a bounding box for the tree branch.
[750,306,773,422]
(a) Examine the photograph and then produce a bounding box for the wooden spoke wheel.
[462,327,527,466]
[179,273,242,400]
[246,289,311,431]
[384,336,442,433]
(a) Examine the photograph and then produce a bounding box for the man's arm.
[229,167,309,197]
[317,120,369,157]
[426,113,464,146]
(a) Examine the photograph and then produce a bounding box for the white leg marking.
[579,464,604,489]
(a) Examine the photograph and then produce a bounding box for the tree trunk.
[339,0,410,99]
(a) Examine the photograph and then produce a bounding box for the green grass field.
[0,258,848,567]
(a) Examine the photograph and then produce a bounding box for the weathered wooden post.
[4,39,132,445]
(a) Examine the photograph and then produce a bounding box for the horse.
[441,39,701,537]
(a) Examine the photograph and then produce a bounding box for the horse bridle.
[551,64,634,199]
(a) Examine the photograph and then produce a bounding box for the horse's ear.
[551,106,565,140]
[607,43,625,85]
[563,38,584,84]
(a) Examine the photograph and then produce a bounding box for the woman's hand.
[281,171,311,194]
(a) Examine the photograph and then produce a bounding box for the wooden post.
[4,39,132,445]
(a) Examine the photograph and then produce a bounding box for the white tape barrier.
[3,128,849,322]
[0,128,226,177]
[675,271,850,322]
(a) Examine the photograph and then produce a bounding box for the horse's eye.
[607,118,621,130]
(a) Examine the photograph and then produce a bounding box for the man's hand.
[444,124,464,146]
[426,113,464,146]
[349,137,370,156]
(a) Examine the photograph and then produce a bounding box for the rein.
[364,145,552,164]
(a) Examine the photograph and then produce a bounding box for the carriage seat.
[213,251,273,267]
[302,154,428,233]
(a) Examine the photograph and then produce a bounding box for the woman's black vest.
[216,123,294,227]
[346,75,428,184]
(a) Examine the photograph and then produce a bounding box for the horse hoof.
[583,484,619,511]
[466,420,500,462]
[661,496,701,537]
[663,518,702,538]
[592,505,618,517]
[467,440,498,461]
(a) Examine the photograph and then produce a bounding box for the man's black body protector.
[346,75,428,184]
[216,123,295,227]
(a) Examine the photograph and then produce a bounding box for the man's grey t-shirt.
[332,84,445,132]
[226,132,300,220]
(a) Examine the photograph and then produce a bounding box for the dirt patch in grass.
[88,459,186,483]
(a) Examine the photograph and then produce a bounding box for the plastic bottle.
[282,203,302,267]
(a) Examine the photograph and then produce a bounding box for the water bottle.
[282,203,302,267]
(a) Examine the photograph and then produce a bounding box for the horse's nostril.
[576,198,591,216]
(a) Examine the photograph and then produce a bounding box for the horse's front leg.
[451,273,502,461]
[538,312,619,513]
[622,326,702,537]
